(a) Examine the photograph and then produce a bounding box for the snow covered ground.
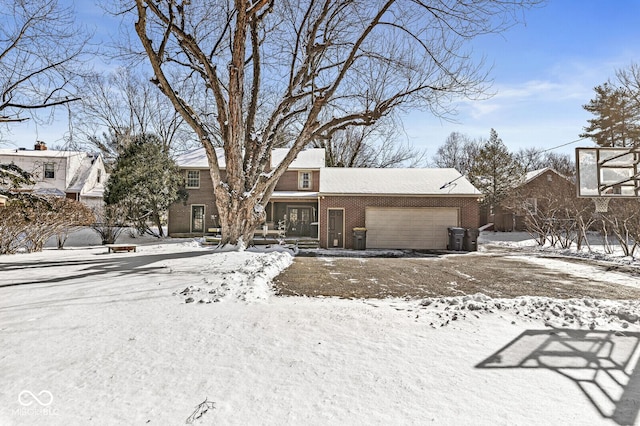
[2,230,640,425]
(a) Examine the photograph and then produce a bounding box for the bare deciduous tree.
[597,199,640,257]
[71,68,196,160]
[126,0,540,246]
[430,132,482,176]
[0,0,87,125]
[314,118,425,167]
[515,147,575,177]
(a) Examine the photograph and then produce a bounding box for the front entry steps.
[202,234,319,249]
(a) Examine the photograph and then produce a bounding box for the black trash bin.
[310,222,319,238]
[447,227,465,251]
[352,228,367,250]
[463,228,479,252]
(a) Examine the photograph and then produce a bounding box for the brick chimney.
[34,141,47,151]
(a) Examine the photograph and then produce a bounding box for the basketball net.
[592,197,610,213]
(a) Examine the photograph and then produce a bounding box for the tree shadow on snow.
[0,249,214,289]
[476,329,640,425]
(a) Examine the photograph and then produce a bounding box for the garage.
[365,207,459,250]
[318,168,481,249]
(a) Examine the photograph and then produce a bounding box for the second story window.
[298,171,311,190]
[97,169,102,184]
[186,170,200,188]
[44,163,55,179]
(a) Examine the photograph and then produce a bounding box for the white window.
[44,163,55,179]
[186,170,200,188]
[298,171,312,190]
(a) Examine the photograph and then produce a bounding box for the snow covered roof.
[175,147,325,170]
[319,168,482,196]
[271,191,319,199]
[522,167,567,185]
[81,186,105,198]
[270,148,325,169]
[34,188,66,197]
[0,149,88,158]
[175,147,225,169]
[67,156,95,192]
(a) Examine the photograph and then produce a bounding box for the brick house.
[493,167,574,231]
[169,148,482,249]
[168,148,324,238]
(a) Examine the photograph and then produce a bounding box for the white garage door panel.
[365,207,459,250]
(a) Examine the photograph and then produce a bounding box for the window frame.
[298,171,312,190]
[186,170,201,189]
[44,162,55,179]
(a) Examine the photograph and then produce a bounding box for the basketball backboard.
[576,147,640,197]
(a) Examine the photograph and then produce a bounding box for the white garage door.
[365,207,459,250]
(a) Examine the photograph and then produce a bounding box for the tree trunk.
[215,187,266,247]
[153,211,164,237]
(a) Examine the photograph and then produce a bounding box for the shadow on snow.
[476,329,640,425]
[0,249,214,289]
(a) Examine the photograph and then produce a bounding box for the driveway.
[273,247,640,299]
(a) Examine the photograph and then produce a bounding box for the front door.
[287,207,312,237]
[191,205,205,233]
[328,209,344,248]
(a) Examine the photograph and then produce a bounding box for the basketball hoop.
[592,197,610,213]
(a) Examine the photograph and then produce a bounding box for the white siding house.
[0,143,107,210]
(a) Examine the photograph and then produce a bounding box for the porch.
[203,234,319,248]
[204,192,320,248]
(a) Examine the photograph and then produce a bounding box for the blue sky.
[405,0,640,158]
[4,0,640,160]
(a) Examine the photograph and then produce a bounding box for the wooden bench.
[106,244,138,253]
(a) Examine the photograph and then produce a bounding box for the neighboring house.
[0,194,7,207]
[170,147,482,250]
[0,142,107,211]
[493,167,574,231]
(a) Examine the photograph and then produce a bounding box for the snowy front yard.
[2,233,640,425]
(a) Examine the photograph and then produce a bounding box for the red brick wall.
[169,168,320,236]
[318,195,480,249]
[496,170,575,232]
[168,169,217,236]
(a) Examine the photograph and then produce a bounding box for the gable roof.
[522,167,567,185]
[270,148,325,169]
[175,147,325,170]
[319,168,482,196]
[0,149,104,195]
[0,149,88,158]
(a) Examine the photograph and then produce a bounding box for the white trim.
[185,170,201,189]
[319,193,482,198]
[298,170,313,190]
[43,162,55,179]
[270,191,319,199]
